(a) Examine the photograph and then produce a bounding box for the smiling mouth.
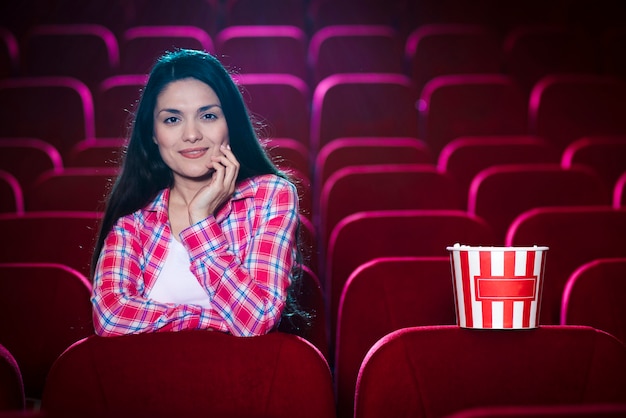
[179,148,208,159]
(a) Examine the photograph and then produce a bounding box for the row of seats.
[2,22,625,89]
[1,71,625,161]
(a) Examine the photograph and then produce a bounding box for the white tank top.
[147,237,212,308]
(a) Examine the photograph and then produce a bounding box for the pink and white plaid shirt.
[92,174,299,337]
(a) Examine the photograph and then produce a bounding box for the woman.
[91,49,305,337]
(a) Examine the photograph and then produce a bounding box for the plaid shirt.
[92,174,299,337]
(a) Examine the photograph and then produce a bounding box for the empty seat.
[66,138,127,168]
[308,0,401,30]
[0,263,93,400]
[0,343,24,411]
[325,209,496,342]
[335,256,456,418]
[468,164,611,243]
[0,77,95,157]
[506,206,626,325]
[41,331,336,418]
[121,25,214,75]
[405,23,502,97]
[0,212,103,277]
[21,24,120,89]
[561,136,626,189]
[615,172,626,209]
[419,74,528,156]
[26,167,117,212]
[528,74,626,151]
[235,73,310,146]
[0,138,63,191]
[308,25,404,84]
[94,74,147,138]
[264,137,310,176]
[314,137,432,195]
[223,0,307,28]
[438,135,561,208]
[310,73,419,153]
[0,27,19,78]
[561,257,626,345]
[0,170,23,214]
[320,164,462,248]
[503,25,598,93]
[354,325,626,418]
[129,0,219,35]
[445,403,626,418]
[216,26,308,80]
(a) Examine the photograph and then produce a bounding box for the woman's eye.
[202,113,217,120]
[164,116,179,124]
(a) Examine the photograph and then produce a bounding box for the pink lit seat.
[94,74,147,138]
[561,136,626,189]
[0,170,23,214]
[0,343,24,411]
[0,138,63,191]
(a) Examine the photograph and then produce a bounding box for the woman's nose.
[183,121,202,142]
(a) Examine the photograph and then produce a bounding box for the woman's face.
[153,77,230,182]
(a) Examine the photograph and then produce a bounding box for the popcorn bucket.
[447,244,548,329]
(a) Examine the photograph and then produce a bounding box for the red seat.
[223,0,307,28]
[437,135,561,209]
[264,137,310,176]
[94,74,147,138]
[0,343,24,411]
[561,257,626,345]
[66,138,127,168]
[468,164,611,243]
[26,167,117,212]
[561,136,626,189]
[506,206,626,325]
[216,26,308,80]
[314,137,432,197]
[308,25,404,85]
[614,172,626,209]
[310,73,419,153]
[235,73,310,146]
[0,138,63,191]
[121,25,214,74]
[503,25,598,93]
[21,24,119,90]
[308,0,400,30]
[325,210,496,343]
[0,263,93,400]
[0,212,102,278]
[335,257,456,418]
[320,164,462,248]
[0,77,95,157]
[129,0,220,34]
[445,403,626,418]
[419,74,528,156]
[0,170,23,214]
[0,27,18,78]
[528,74,626,151]
[299,215,319,276]
[41,331,335,418]
[405,23,502,97]
[355,325,626,418]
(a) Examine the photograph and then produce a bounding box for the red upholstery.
[235,73,310,146]
[129,0,219,33]
[264,137,310,177]
[308,24,404,84]
[0,344,24,411]
[320,164,462,248]
[325,210,496,341]
[335,257,456,418]
[438,135,561,209]
[0,77,95,157]
[445,403,626,417]
[41,331,336,418]
[405,23,502,97]
[419,74,528,156]
[21,24,119,90]
[502,25,598,93]
[310,73,419,153]
[0,138,63,191]
[0,170,23,215]
[307,0,400,32]
[506,207,626,325]
[224,0,308,29]
[216,26,308,80]
[0,27,18,79]
[468,164,611,243]
[66,138,127,168]
[355,325,626,418]
[614,172,626,209]
[528,74,626,151]
[561,257,626,345]
[0,212,102,277]
[95,74,147,138]
[26,167,117,212]
[121,25,214,75]
[561,136,626,189]
[0,263,93,400]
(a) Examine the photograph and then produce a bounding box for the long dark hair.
[91,49,309,330]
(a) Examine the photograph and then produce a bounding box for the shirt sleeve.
[180,177,299,337]
[91,215,224,337]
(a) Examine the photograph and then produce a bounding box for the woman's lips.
[179,147,209,159]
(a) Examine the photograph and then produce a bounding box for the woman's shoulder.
[241,174,297,195]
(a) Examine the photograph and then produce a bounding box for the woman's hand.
[188,144,240,224]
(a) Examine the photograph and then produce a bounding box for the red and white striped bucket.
[447,244,549,329]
